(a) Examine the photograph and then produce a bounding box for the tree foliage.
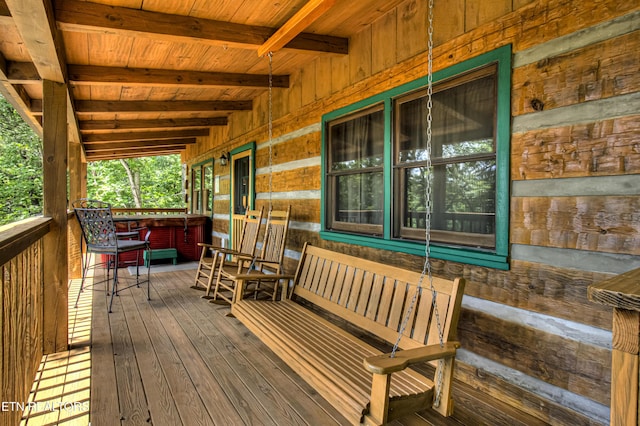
[87,156,183,208]
[0,95,184,226]
[0,97,43,225]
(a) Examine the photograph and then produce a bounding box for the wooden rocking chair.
[212,206,291,304]
[192,207,264,297]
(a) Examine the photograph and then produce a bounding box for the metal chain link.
[267,51,274,211]
[390,0,445,409]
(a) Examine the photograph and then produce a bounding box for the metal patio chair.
[72,199,151,312]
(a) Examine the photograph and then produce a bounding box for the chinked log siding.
[458,308,610,405]
[186,0,639,423]
[512,115,640,180]
[512,197,640,255]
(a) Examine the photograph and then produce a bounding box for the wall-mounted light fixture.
[220,152,230,166]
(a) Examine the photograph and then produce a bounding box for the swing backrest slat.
[291,243,466,350]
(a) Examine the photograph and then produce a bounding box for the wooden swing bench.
[230,243,466,425]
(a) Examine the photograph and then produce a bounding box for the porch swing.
[228,1,466,423]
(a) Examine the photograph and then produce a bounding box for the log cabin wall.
[184,0,640,423]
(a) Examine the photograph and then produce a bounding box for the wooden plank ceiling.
[0,0,405,161]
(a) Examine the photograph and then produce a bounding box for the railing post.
[589,267,640,426]
[42,79,69,353]
[68,141,85,279]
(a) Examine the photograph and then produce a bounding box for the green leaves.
[87,156,182,208]
[0,95,183,225]
[0,97,43,225]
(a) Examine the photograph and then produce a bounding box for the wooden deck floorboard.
[90,267,352,426]
[23,266,462,426]
[20,265,548,426]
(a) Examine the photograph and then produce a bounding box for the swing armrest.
[232,272,295,301]
[363,341,460,374]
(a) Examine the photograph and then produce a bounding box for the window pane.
[434,74,495,159]
[398,74,495,163]
[335,172,383,225]
[330,109,384,171]
[403,159,495,246]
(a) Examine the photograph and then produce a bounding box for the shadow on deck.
[21,265,472,425]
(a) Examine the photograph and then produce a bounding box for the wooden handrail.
[111,207,187,215]
[0,216,52,267]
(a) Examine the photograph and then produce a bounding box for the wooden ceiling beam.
[86,148,185,161]
[258,0,335,57]
[83,129,209,143]
[73,100,252,114]
[84,138,196,152]
[68,65,289,88]
[79,117,228,132]
[6,0,64,83]
[5,0,82,145]
[0,52,43,135]
[5,61,40,84]
[55,0,348,55]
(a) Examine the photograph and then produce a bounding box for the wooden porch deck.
[22,264,469,426]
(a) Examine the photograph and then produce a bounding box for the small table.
[588,267,640,426]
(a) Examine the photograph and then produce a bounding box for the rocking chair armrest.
[233,272,295,281]
[233,253,257,263]
[363,341,460,375]
[197,244,243,257]
[197,242,228,250]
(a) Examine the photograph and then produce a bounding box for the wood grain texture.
[1,241,44,426]
[42,80,68,354]
[611,349,638,426]
[512,28,640,117]
[511,196,640,255]
[511,115,640,180]
[612,309,640,354]
[258,0,336,56]
[79,117,227,131]
[57,0,348,54]
[458,308,610,406]
[68,64,290,88]
[589,267,640,312]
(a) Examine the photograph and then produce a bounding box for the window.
[394,66,497,248]
[321,46,511,269]
[204,163,213,214]
[191,165,202,213]
[190,159,214,215]
[326,105,385,235]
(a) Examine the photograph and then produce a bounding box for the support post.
[589,267,640,426]
[68,141,84,279]
[42,79,68,354]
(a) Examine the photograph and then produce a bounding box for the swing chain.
[267,51,274,211]
[389,0,446,409]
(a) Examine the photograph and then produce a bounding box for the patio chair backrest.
[259,206,291,269]
[72,199,118,250]
[236,207,264,257]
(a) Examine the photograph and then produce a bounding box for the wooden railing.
[111,207,187,215]
[0,217,51,426]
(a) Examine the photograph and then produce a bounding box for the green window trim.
[321,45,511,270]
[228,141,257,219]
[191,158,214,217]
